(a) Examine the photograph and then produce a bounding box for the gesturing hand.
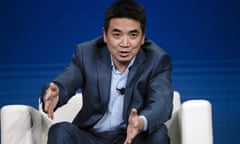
[44,82,59,119]
[124,108,145,144]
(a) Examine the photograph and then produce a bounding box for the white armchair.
[1,91,213,144]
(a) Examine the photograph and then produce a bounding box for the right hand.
[44,82,59,119]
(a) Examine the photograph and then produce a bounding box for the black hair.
[104,0,146,34]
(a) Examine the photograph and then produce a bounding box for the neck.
[113,60,130,74]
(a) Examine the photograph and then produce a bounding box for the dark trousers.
[47,122,169,144]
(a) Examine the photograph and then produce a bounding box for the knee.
[150,124,169,144]
[47,122,74,143]
[136,124,169,144]
[48,122,70,136]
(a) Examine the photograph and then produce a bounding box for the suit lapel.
[96,43,146,119]
[96,45,112,110]
[123,49,146,119]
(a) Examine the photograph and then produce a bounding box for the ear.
[141,33,145,45]
[102,27,107,43]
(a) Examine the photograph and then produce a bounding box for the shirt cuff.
[139,115,148,131]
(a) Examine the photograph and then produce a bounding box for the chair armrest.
[1,105,51,144]
[180,100,213,144]
[166,91,181,144]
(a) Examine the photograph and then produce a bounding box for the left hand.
[124,108,145,144]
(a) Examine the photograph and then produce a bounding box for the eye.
[112,32,121,38]
[129,33,138,39]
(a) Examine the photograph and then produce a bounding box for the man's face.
[103,18,145,65]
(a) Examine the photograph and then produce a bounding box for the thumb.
[130,108,138,117]
[129,108,138,124]
[130,109,141,128]
[49,82,57,92]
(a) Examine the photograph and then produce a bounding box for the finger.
[44,100,49,112]
[44,87,54,103]
[126,128,135,144]
[44,94,54,117]
[124,138,131,144]
[127,138,132,144]
[47,102,55,119]
[126,108,139,143]
[48,106,53,119]
[44,90,51,101]
[44,83,57,111]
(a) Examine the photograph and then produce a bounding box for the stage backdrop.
[1,0,240,143]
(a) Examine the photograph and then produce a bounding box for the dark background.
[1,0,240,143]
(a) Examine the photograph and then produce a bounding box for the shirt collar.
[111,56,136,71]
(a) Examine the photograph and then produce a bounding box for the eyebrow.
[112,28,121,33]
[112,28,140,33]
[129,29,139,33]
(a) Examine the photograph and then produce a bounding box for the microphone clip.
[116,88,125,95]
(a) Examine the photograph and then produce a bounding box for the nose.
[120,36,129,48]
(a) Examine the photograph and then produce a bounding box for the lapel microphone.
[116,88,125,95]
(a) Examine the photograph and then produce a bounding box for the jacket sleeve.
[40,46,85,109]
[140,53,173,134]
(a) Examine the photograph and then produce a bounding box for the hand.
[124,108,145,144]
[44,82,59,119]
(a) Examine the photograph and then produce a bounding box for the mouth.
[119,50,130,57]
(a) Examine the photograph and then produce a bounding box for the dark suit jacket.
[43,36,173,134]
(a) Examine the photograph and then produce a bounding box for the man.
[41,0,173,143]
